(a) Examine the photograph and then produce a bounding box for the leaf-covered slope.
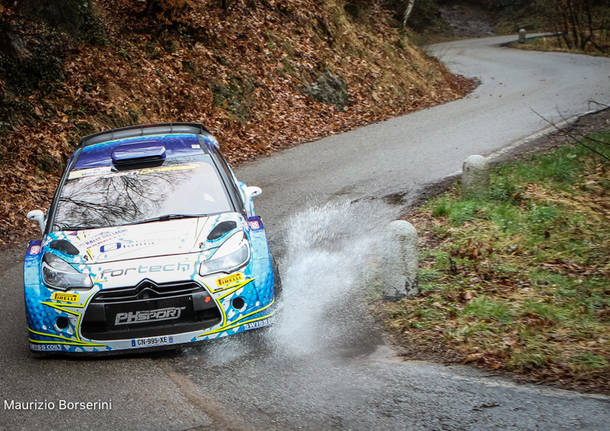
[0,0,473,244]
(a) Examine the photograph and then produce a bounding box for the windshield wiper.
[129,214,206,225]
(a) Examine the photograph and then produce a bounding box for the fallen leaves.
[0,0,474,244]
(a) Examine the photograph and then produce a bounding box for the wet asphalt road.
[1,35,609,430]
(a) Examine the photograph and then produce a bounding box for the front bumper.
[26,263,275,355]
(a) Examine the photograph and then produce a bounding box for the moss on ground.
[381,130,610,393]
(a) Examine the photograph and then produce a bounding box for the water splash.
[181,199,397,363]
[268,199,398,356]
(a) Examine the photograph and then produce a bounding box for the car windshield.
[51,154,232,231]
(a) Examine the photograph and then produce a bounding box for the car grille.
[81,279,221,341]
[92,280,203,302]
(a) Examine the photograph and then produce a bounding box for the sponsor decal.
[100,242,121,253]
[115,306,186,326]
[68,167,110,180]
[98,240,155,256]
[138,163,198,175]
[51,292,79,303]
[28,245,42,255]
[100,261,197,278]
[248,216,263,231]
[81,228,128,248]
[243,317,272,330]
[30,343,62,352]
[216,272,244,287]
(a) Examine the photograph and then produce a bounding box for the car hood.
[43,213,246,264]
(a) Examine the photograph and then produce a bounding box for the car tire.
[272,255,282,300]
[29,350,50,359]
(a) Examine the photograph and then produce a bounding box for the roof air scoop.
[111,142,166,169]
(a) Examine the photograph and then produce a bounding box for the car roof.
[73,122,218,169]
[78,123,213,147]
[73,133,209,170]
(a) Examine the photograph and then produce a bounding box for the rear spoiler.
[78,122,217,148]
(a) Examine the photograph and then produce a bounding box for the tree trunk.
[402,0,416,28]
[583,0,594,50]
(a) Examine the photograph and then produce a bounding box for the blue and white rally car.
[24,123,278,354]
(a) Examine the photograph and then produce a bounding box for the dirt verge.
[382,108,610,395]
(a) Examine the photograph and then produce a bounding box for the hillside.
[0,0,472,244]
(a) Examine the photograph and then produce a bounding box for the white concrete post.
[518,28,526,43]
[383,220,418,300]
[462,155,490,197]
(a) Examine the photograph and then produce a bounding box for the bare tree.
[402,0,416,27]
[544,0,608,53]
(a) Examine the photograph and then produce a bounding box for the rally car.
[24,123,278,354]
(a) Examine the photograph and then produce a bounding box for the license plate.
[130,335,176,348]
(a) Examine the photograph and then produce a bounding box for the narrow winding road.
[1,35,609,430]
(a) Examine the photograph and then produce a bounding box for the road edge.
[405,106,610,212]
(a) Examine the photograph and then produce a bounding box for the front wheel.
[272,255,282,300]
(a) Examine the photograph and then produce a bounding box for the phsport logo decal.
[114,307,186,326]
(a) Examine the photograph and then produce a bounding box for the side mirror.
[26,210,46,234]
[244,186,262,201]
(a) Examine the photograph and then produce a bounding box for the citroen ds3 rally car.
[24,123,278,354]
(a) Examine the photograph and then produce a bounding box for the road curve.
[1,35,609,431]
[239,35,609,235]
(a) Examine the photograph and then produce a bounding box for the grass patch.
[463,297,513,323]
[381,130,610,392]
[571,353,608,370]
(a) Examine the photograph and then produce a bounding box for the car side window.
[213,149,245,211]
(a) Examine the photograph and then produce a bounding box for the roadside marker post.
[462,155,490,197]
[383,220,419,300]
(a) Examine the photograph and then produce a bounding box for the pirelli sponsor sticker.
[51,292,79,303]
[216,272,244,287]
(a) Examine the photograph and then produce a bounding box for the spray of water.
[268,199,398,357]
[182,199,398,363]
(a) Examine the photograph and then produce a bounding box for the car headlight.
[200,231,250,276]
[42,253,93,291]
